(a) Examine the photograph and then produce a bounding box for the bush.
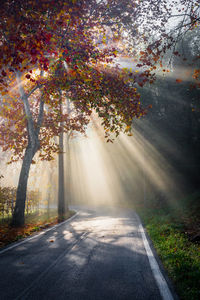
[0,177,41,220]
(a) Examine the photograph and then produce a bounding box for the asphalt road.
[0,207,175,300]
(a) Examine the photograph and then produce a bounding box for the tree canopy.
[0,0,151,226]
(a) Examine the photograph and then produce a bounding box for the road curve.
[0,207,175,300]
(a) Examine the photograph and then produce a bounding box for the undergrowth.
[138,206,200,300]
[0,209,75,248]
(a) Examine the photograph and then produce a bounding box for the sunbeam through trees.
[0,1,200,299]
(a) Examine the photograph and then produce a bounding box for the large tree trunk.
[10,71,44,227]
[11,143,38,227]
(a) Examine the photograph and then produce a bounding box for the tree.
[0,0,149,226]
[130,0,200,85]
[0,0,93,225]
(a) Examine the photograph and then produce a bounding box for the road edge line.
[138,221,174,300]
[0,211,79,255]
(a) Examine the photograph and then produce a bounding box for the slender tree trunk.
[65,98,71,211]
[11,144,37,227]
[58,91,66,220]
[47,190,50,220]
[65,133,71,209]
[58,127,65,219]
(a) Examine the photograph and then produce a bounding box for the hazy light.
[0,111,186,213]
[31,69,48,79]
[67,116,184,210]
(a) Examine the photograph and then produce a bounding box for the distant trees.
[138,81,200,195]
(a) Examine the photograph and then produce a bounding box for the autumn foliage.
[0,0,148,161]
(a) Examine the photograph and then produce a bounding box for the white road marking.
[0,211,79,255]
[139,223,174,300]
[1,208,174,300]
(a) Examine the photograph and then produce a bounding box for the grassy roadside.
[0,209,75,249]
[137,206,200,300]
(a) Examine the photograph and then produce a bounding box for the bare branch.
[27,84,41,98]
[169,14,191,18]
[36,96,45,136]
[15,70,36,144]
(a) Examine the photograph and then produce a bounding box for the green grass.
[1,209,64,225]
[138,208,200,300]
[24,209,58,224]
[0,209,39,224]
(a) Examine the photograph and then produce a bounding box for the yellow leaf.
[125,125,131,132]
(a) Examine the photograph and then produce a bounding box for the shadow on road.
[0,208,162,300]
